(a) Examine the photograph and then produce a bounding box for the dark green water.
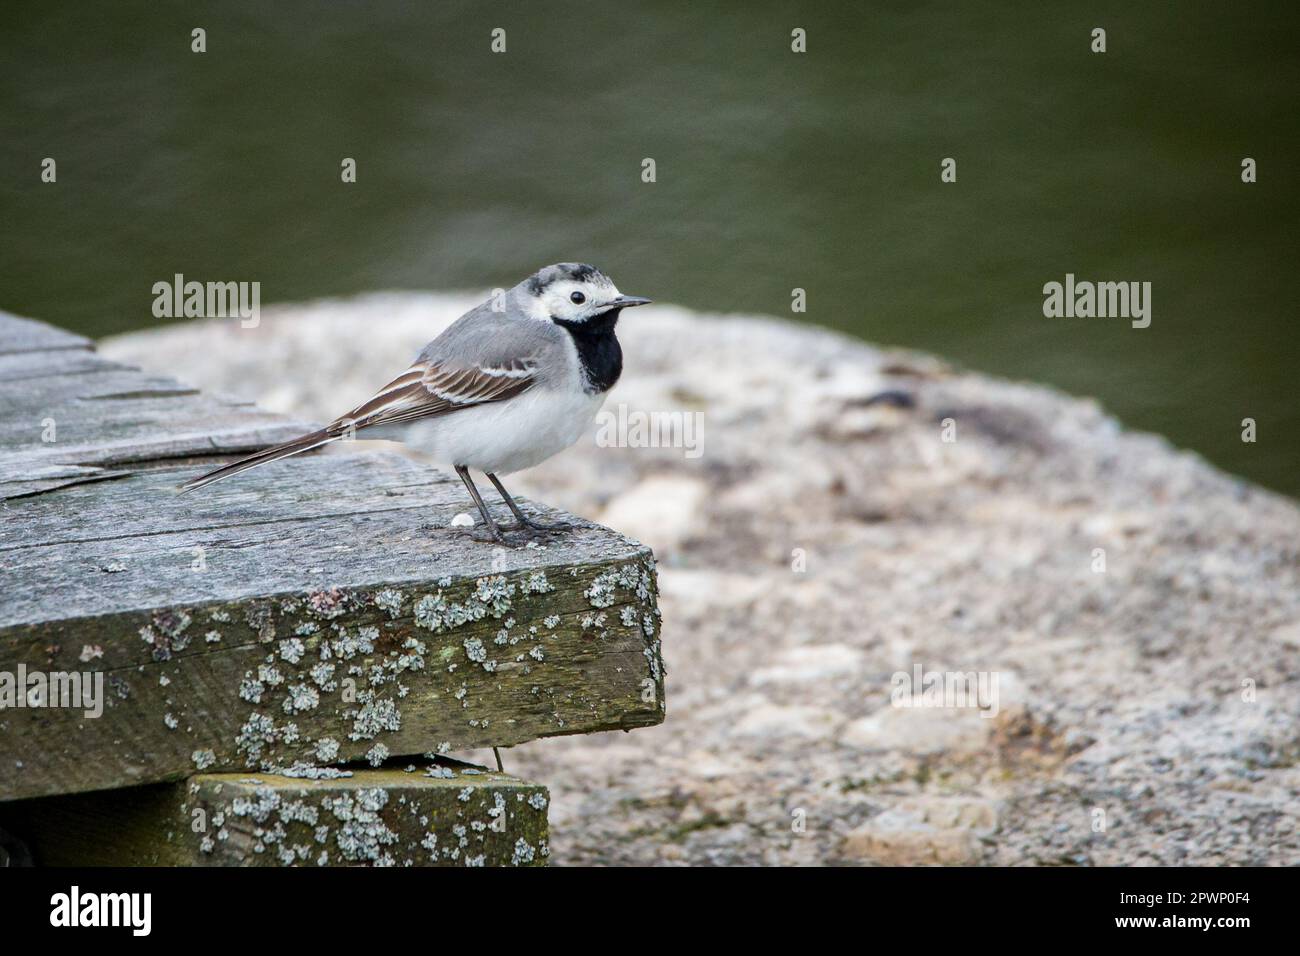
[2,2,1297,494]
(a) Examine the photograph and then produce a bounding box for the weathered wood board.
[0,312,91,356]
[1,762,549,866]
[0,311,313,499]
[0,311,665,803]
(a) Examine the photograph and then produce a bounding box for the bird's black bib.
[552,309,623,394]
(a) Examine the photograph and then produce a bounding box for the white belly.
[378,387,606,475]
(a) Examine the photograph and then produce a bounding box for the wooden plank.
[0,448,456,556]
[0,367,313,477]
[0,347,122,383]
[0,366,202,409]
[0,310,92,355]
[0,463,134,501]
[0,763,549,866]
[0,313,315,490]
[0,313,666,802]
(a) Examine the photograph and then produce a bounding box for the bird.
[179,263,651,543]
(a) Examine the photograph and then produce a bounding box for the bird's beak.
[603,295,652,309]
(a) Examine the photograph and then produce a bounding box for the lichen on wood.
[2,764,549,867]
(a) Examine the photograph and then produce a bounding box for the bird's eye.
[570,291,586,304]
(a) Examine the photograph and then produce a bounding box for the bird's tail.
[177,428,339,494]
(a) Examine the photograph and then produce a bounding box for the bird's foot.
[440,514,575,545]
[441,521,517,546]
[471,526,520,546]
[510,514,576,535]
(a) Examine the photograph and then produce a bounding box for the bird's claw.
[512,515,575,535]
[443,523,511,546]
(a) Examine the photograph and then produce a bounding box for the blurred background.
[1,1,1297,495]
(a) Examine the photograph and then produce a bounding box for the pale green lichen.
[309,661,336,689]
[231,785,281,823]
[215,556,657,809]
[348,698,401,741]
[584,577,617,609]
[511,837,536,865]
[330,626,376,660]
[315,738,340,762]
[326,787,397,863]
[586,562,656,613]
[414,576,516,632]
[283,683,319,715]
[235,713,279,764]
[270,763,352,779]
[239,677,265,704]
[524,571,553,594]
[374,589,404,618]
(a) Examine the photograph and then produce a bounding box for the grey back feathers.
[418,303,571,389]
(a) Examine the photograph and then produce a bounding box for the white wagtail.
[180,263,651,543]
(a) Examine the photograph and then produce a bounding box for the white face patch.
[523,275,622,323]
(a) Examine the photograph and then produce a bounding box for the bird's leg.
[486,473,573,533]
[492,747,504,773]
[454,465,508,543]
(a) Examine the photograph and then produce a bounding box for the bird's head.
[516,263,651,327]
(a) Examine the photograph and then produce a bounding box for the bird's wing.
[179,311,557,494]
[178,357,537,494]
[327,356,538,434]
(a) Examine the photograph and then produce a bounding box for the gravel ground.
[104,293,1300,866]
